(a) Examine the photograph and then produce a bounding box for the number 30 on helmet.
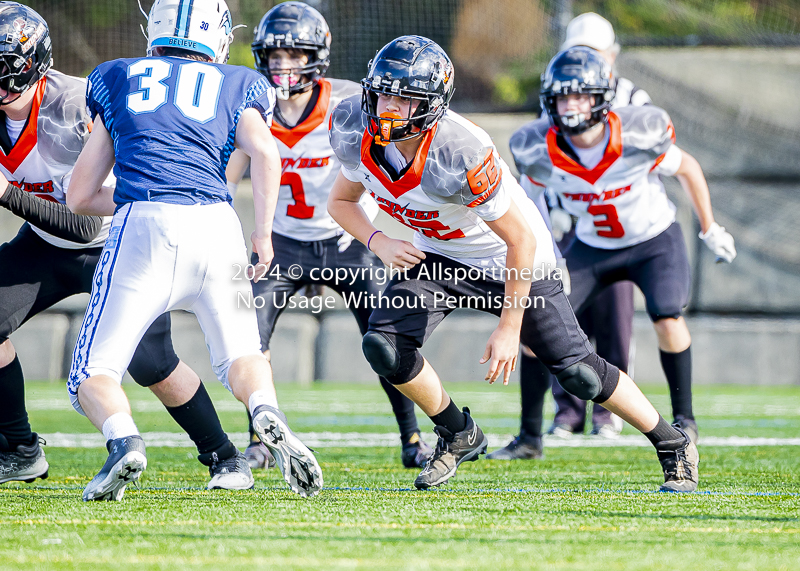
[142,0,235,64]
[361,35,455,145]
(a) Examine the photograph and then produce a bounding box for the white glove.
[337,232,354,253]
[699,222,736,263]
[556,257,571,296]
[549,208,573,242]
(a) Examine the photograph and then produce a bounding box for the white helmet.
[560,12,619,56]
[143,0,234,63]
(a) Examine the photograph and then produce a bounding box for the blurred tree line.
[24,0,800,112]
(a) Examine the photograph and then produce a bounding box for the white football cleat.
[83,435,147,501]
[251,405,323,498]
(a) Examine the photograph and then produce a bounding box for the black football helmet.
[0,2,52,104]
[361,35,454,145]
[540,46,614,135]
[251,1,330,99]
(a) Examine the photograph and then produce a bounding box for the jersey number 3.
[587,204,625,238]
[126,59,224,124]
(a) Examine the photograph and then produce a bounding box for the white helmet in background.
[144,0,234,63]
[561,12,620,56]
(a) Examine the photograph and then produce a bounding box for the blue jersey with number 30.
[87,56,275,206]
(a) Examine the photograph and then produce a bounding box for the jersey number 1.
[126,59,223,124]
[587,204,625,238]
[282,172,314,219]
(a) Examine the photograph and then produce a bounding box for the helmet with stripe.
[144,0,234,64]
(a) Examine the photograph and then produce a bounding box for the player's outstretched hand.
[370,233,426,270]
[251,232,274,282]
[699,222,736,263]
[480,325,520,385]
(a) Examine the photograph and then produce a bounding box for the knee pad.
[556,353,620,403]
[129,357,180,388]
[362,331,424,385]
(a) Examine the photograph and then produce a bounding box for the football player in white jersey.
[226,2,432,470]
[491,13,651,459]
[509,47,736,448]
[328,36,700,492]
[0,1,250,491]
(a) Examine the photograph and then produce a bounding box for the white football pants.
[68,201,263,414]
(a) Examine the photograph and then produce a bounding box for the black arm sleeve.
[0,183,103,244]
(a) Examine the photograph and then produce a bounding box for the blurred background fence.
[5,1,800,382]
[27,0,800,110]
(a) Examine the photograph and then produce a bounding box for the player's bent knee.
[556,353,620,403]
[362,331,424,385]
[556,363,602,400]
[363,331,401,377]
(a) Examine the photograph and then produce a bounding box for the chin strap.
[137,0,148,42]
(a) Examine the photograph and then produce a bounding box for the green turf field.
[2,382,798,570]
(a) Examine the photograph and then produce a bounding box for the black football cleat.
[83,435,147,501]
[674,415,699,444]
[207,450,254,490]
[486,433,543,460]
[414,408,488,490]
[0,434,49,484]
[657,425,700,492]
[401,433,434,468]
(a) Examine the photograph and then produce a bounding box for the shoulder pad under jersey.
[509,117,553,183]
[616,105,675,162]
[327,78,361,106]
[328,94,367,172]
[422,112,499,205]
[38,70,92,166]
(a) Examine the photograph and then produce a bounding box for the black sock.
[660,347,694,420]
[246,409,259,444]
[644,415,683,446]
[379,376,420,443]
[165,382,230,455]
[0,356,33,448]
[429,399,467,434]
[519,354,552,438]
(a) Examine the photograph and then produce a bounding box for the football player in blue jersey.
[0,1,251,492]
[63,0,322,501]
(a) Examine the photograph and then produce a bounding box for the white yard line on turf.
[26,398,800,416]
[39,432,800,448]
